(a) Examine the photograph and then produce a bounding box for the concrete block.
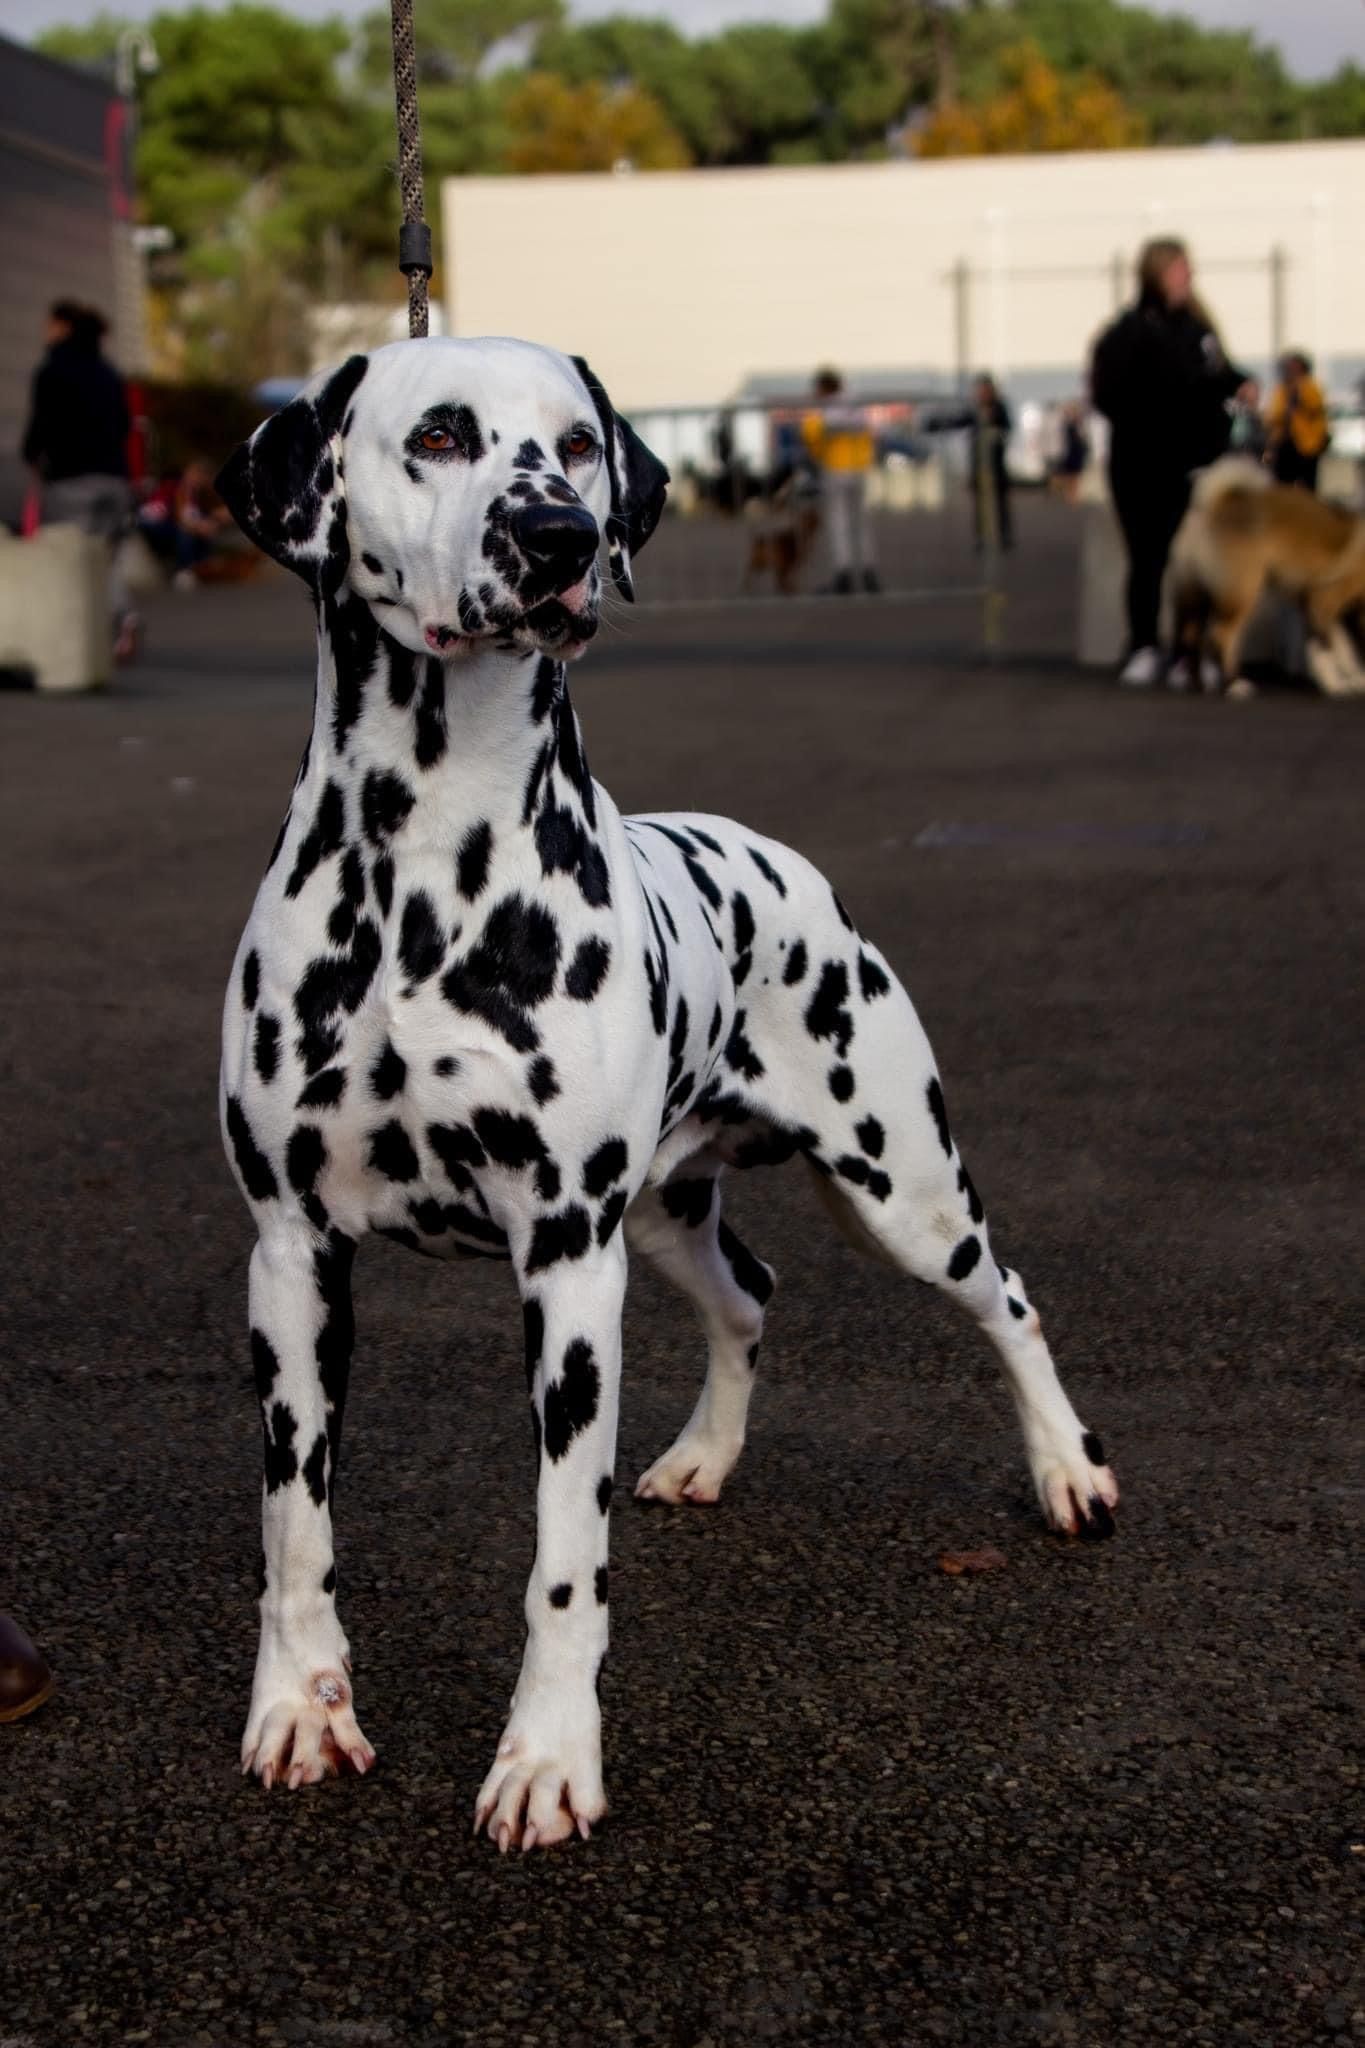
[0,524,112,692]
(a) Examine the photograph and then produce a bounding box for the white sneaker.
[1119,646,1162,688]
[1199,657,1223,694]
[172,569,198,593]
[1166,656,1194,693]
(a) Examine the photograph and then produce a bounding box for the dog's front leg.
[241,1226,374,1790]
[474,1235,627,1853]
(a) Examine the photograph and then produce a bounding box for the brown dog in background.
[743,483,821,595]
[1170,458,1365,697]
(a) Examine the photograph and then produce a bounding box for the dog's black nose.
[510,503,599,583]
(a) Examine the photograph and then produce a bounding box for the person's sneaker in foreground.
[1119,645,1162,688]
[0,1614,54,1722]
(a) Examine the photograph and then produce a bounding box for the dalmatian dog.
[216,337,1118,1852]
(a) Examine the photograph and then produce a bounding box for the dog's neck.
[301,589,592,846]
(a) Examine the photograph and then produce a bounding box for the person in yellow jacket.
[1265,351,1330,491]
[801,367,880,593]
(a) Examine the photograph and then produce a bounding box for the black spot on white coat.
[565,936,611,1000]
[542,1337,600,1460]
[927,1077,952,1158]
[226,1096,278,1202]
[398,890,444,985]
[361,769,414,847]
[371,1041,407,1100]
[526,1203,592,1275]
[442,893,561,1053]
[254,1013,281,1084]
[457,820,493,900]
[947,1234,982,1282]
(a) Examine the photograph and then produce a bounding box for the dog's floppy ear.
[571,355,669,602]
[216,354,369,596]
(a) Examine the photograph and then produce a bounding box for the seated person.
[172,458,232,586]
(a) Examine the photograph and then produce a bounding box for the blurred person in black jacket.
[920,375,1014,550]
[22,301,139,661]
[1091,238,1252,688]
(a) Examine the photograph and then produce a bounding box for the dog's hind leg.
[733,909,1118,1537]
[807,1080,1118,1539]
[1304,587,1365,695]
[240,1225,374,1790]
[625,1163,774,1504]
[475,1236,627,1852]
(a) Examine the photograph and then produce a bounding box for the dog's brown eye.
[566,431,596,460]
[421,428,453,451]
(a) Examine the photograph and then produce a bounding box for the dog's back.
[1179,458,1362,596]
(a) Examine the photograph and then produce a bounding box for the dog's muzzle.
[420,503,602,659]
[511,503,601,655]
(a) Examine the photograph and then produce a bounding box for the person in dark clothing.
[21,301,138,659]
[922,375,1014,550]
[1091,237,1251,687]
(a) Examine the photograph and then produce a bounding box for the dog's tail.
[1188,455,1269,513]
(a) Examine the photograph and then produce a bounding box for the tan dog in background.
[1170,458,1365,697]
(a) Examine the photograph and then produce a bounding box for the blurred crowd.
[10,254,1354,683]
[706,236,1344,686]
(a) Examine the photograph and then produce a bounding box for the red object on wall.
[127,381,147,483]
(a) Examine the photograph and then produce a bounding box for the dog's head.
[216,338,669,661]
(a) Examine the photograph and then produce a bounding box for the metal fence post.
[1269,244,1287,362]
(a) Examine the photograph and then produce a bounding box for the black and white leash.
[389,0,433,339]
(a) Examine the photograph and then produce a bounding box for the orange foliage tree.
[915,40,1145,156]
[501,73,692,173]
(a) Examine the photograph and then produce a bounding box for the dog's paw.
[635,1428,743,1506]
[473,1688,605,1853]
[241,1663,375,1790]
[1031,1428,1119,1542]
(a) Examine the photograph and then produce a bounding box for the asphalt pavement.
[1,498,1361,2046]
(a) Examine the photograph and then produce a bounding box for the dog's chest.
[239,805,723,1247]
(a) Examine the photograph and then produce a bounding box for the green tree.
[957,0,1301,144]
[1300,63,1365,139]
[36,15,131,68]
[697,26,826,164]
[41,5,397,381]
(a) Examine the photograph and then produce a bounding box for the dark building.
[0,35,132,527]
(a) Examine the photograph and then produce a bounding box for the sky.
[7,0,1364,80]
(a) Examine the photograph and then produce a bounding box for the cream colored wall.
[442,140,1365,407]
